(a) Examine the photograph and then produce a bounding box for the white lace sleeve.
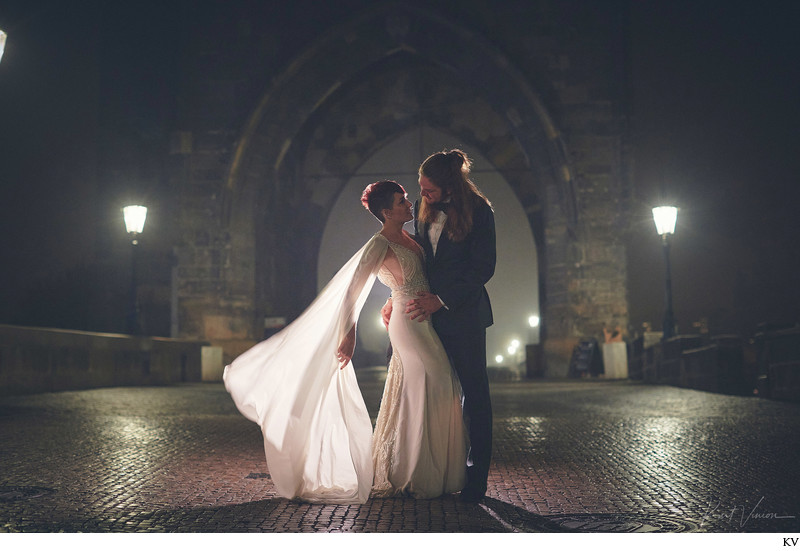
[337,233,390,338]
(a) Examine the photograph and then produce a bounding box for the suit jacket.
[414,198,496,336]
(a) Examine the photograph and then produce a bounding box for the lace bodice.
[372,233,466,499]
[376,236,429,299]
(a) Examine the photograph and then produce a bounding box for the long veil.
[223,233,388,504]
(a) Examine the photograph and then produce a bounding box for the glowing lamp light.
[652,206,678,236]
[507,339,521,356]
[528,315,540,328]
[123,205,148,243]
[495,355,504,364]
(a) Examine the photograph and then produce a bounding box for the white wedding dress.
[372,234,467,498]
[223,232,466,504]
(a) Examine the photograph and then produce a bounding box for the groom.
[402,149,496,502]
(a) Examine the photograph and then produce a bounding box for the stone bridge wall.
[0,325,204,396]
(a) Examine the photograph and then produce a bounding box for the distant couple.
[224,149,496,504]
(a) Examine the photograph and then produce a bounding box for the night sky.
[628,0,800,334]
[1,0,798,337]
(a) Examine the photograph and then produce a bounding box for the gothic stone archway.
[180,3,629,375]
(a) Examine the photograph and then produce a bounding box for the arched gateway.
[177,3,630,376]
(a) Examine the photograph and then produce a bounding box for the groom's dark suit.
[414,198,496,495]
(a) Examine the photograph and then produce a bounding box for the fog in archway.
[317,127,539,368]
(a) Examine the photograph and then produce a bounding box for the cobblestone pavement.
[1,373,799,534]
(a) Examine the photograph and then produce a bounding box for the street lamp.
[652,206,677,339]
[123,205,147,334]
[527,314,540,343]
[0,29,7,64]
[525,314,543,378]
[124,205,147,243]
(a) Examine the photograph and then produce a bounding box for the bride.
[223,180,466,503]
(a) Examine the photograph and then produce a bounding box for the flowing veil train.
[223,234,390,504]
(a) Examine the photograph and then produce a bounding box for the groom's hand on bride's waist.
[406,291,444,322]
[381,298,392,329]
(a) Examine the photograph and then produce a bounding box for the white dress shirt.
[428,210,447,255]
[426,209,448,309]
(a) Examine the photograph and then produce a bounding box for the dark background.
[628,0,800,335]
[0,0,798,338]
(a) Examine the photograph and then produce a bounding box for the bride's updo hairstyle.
[361,180,406,223]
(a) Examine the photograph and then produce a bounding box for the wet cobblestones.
[0,378,798,533]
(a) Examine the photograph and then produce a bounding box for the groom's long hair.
[418,149,492,243]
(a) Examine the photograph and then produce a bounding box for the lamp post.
[0,29,7,64]
[526,314,543,378]
[123,205,147,334]
[527,314,540,343]
[652,206,677,339]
